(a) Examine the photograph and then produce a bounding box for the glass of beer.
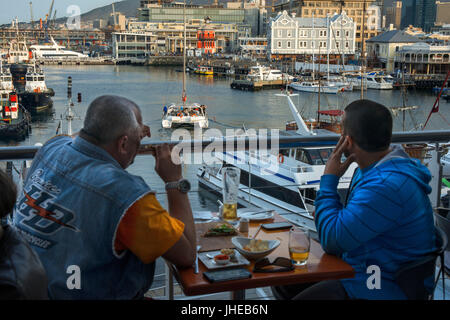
[222,167,240,223]
[289,228,310,266]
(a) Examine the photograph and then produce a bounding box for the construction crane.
[44,0,55,42]
[29,2,34,30]
[52,10,57,28]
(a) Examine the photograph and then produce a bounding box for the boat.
[162,104,209,128]
[193,66,213,76]
[347,72,393,90]
[196,91,356,232]
[289,80,345,94]
[0,61,14,94]
[10,62,54,115]
[246,65,292,81]
[0,92,31,140]
[30,37,88,59]
[161,0,209,129]
[7,39,32,65]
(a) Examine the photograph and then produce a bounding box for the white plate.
[237,208,274,221]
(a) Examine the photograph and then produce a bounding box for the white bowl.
[214,254,231,265]
[231,237,280,260]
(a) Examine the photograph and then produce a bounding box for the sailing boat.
[161,0,209,129]
[289,14,345,94]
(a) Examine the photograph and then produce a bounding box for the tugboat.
[0,92,31,141]
[7,38,54,115]
[18,62,54,114]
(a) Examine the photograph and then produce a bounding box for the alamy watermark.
[66,5,81,30]
[169,127,281,175]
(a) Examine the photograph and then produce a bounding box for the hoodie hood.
[372,144,432,194]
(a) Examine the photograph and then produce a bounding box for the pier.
[37,57,115,65]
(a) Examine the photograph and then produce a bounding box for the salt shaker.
[239,217,249,233]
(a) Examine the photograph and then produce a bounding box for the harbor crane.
[43,0,55,42]
[29,2,34,30]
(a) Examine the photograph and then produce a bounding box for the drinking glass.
[222,167,240,222]
[289,228,310,266]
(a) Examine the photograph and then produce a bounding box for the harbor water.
[2,64,450,212]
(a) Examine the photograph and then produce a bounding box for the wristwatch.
[165,179,191,193]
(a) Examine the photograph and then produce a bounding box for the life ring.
[177,112,183,117]
[277,153,284,164]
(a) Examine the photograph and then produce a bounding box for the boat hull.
[18,92,53,114]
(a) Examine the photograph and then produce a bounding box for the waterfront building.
[197,27,216,55]
[268,10,356,59]
[366,29,421,73]
[394,42,450,75]
[274,0,380,50]
[136,2,265,36]
[112,21,240,59]
[238,36,268,57]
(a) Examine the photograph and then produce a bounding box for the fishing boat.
[193,66,213,76]
[161,0,209,129]
[0,92,31,140]
[197,90,356,232]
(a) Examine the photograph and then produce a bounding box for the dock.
[38,57,114,65]
[230,79,288,91]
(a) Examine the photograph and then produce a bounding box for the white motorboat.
[30,37,88,59]
[197,91,356,232]
[247,64,292,81]
[162,104,209,128]
[347,72,393,90]
[289,80,345,94]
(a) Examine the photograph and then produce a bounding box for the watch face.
[179,179,191,193]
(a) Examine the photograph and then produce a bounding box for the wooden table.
[172,215,354,299]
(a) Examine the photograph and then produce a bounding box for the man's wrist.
[163,176,183,184]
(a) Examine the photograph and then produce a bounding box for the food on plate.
[214,254,230,265]
[204,223,237,237]
[243,239,269,252]
[220,248,235,257]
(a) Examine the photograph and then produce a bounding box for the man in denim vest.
[13,95,197,299]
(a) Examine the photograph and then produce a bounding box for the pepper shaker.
[239,217,249,233]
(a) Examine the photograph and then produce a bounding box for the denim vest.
[13,136,155,299]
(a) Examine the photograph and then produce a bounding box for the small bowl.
[220,248,236,259]
[231,237,280,260]
[214,254,230,265]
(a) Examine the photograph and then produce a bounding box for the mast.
[318,37,321,125]
[182,0,187,106]
[327,14,330,80]
[312,13,315,81]
[360,0,366,99]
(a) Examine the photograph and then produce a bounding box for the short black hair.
[0,169,17,219]
[343,99,393,152]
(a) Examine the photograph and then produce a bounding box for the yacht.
[347,72,393,90]
[289,80,345,94]
[196,91,356,232]
[246,65,292,81]
[30,37,88,59]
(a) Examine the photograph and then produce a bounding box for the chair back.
[395,226,447,300]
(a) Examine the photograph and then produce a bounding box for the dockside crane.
[44,0,55,42]
[29,2,34,30]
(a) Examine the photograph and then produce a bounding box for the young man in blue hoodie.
[273,99,437,300]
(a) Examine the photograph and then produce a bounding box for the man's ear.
[117,135,129,155]
[346,135,355,150]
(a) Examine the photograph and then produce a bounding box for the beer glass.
[289,228,310,266]
[222,167,240,222]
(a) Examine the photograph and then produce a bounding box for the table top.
[173,215,355,297]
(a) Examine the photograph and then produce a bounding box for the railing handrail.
[0,130,449,161]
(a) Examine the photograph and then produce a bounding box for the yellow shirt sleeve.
[115,193,185,264]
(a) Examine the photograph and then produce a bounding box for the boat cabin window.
[38,77,44,81]
[26,76,33,81]
[295,149,311,164]
[294,148,334,165]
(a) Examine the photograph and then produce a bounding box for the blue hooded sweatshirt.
[315,145,437,299]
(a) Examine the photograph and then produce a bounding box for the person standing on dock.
[13,95,197,299]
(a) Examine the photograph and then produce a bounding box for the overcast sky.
[0,0,119,25]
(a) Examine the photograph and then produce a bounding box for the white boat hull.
[289,82,344,94]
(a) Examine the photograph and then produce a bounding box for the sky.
[0,0,119,25]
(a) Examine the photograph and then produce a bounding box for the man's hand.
[324,136,355,177]
[154,143,182,183]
